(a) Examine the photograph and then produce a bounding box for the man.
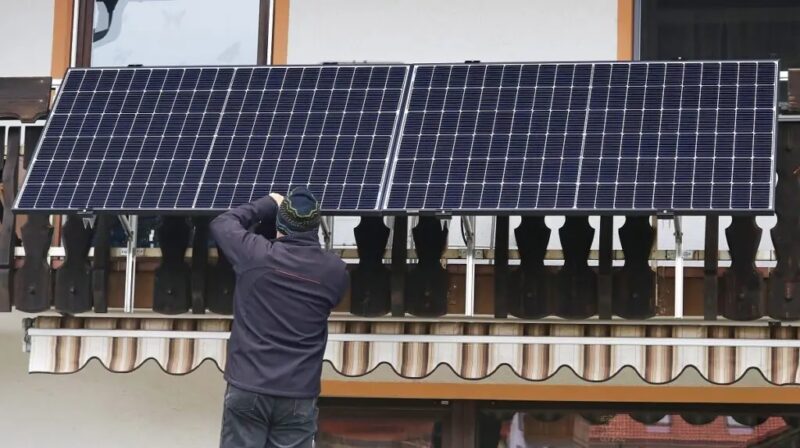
[211,187,349,448]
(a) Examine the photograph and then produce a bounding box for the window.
[478,410,793,447]
[91,0,261,66]
[640,0,800,71]
[725,416,756,435]
[317,400,446,448]
[645,415,671,433]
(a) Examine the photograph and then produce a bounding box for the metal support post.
[119,215,138,313]
[463,216,476,316]
[673,216,684,318]
[321,216,334,250]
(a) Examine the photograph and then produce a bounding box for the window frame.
[74,0,275,68]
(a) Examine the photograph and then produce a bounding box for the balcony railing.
[1,74,799,323]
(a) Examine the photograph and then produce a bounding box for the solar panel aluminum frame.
[13,63,413,216]
[381,59,779,217]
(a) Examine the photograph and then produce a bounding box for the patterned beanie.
[276,186,321,235]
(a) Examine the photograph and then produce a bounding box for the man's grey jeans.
[220,383,318,448]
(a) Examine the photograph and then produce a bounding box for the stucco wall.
[0,313,224,448]
[287,0,619,64]
[0,0,54,77]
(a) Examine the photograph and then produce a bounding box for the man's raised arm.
[210,194,282,270]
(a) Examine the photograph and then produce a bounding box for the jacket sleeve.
[210,196,278,271]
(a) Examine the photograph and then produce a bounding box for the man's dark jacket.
[210,197,348,398]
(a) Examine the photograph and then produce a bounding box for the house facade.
[1,1,800,447]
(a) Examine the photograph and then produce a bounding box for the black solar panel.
[15,65,410,213]
[383,61,777,214]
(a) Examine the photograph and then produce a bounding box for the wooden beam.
[0,128,18,311]
[704,216,719,320]
[322,381,800,405]
[75,0,94,67]
[390,217,408,316]
[191,218,209,314]
[51,0,74,78]
[617,0,634,60]
[493,216,509,318]
[92,216,112,313]
[271,0,291,64]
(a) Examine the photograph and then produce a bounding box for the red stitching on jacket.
[274,269,321,285]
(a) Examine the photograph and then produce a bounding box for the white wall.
[287,0,618,64]
[0,313,224,448]
[0,0,54,77]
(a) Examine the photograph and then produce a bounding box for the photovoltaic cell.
[15,60,778,216]
[15,65,409,213]
[384,61,777,214]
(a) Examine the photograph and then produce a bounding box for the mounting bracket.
[77,210,96,229]
[321,216,334,251]
[22,317,33,352]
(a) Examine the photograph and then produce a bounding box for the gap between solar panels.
[13,60,778,216]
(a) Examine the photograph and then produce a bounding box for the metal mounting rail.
[25,327,800,348]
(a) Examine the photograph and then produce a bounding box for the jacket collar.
[276,229,320,246]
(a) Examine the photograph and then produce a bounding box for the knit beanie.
[276,186,321,235]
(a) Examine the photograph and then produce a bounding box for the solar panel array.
[15,65,408,212]
[384,61,777,213]
[15,60,778,215]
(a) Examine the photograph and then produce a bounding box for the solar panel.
[383,61,778,214]
[15,65,410,213]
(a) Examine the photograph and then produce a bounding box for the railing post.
[703,216,719,320]
[15,127,52,313]
[614,216,656,318]
[153,217,191,314]
[91,215,112,313]
[54,216,93,313]
[722,217,764,320]
[493,216,509,318]
[390,216,407,317]
[555,216,596,318]
[350,217,391,317]
[208,250,235,315]
[510,217,551,318]
[597,216,613,319]
[190,217,209,314]
[406,217,448,317]
[0,127,17,311]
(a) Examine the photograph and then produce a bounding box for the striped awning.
[26,317,800,385]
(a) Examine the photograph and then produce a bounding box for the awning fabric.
[27,317,800,385]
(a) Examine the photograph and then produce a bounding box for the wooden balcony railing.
[1,74,799,322]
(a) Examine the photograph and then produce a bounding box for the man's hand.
[269,193,284,206]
